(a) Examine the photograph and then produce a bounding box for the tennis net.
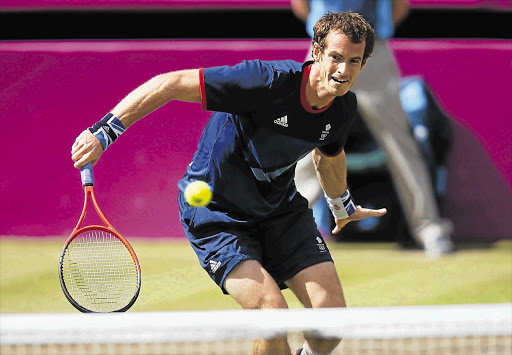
[1,303,511,354]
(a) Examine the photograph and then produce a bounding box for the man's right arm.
[72,69,201,168]
[111,69,201,129]
[313,148,387,234]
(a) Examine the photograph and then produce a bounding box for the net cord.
[1,303,511,345]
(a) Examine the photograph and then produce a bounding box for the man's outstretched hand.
[332,205,387,234]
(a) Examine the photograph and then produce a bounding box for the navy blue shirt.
[178,60,357,217]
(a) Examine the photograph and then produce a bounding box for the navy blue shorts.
[178,192,333,294]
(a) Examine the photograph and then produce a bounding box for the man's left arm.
[312,148,387,234]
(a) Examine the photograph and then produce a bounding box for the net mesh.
[60,229,140,312]
[1,304,510,355]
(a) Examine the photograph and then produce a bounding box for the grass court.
[1,237,510,313]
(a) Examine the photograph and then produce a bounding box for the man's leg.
[224,259,291,355]
[286,261,346,355]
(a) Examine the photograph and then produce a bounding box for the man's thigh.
[224,259,288,310]
[285,261,346,309]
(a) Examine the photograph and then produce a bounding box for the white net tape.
[1,303,511,354]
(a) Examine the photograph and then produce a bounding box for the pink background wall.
[1,39,511,240]
[0,0,292,11]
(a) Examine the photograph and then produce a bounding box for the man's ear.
[313,44,321,61]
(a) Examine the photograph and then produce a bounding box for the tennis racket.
[59,162,141,313]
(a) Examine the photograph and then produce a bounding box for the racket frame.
[59,176,141,313]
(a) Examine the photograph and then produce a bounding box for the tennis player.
[72,11,386,355]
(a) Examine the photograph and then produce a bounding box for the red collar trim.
[301,64,333,114]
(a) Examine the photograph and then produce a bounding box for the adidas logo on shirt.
[210,260,222,273]
[274,115,288,127]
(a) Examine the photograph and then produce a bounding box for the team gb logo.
[319,124,331,141]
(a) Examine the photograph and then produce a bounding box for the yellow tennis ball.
[184,181,212,207]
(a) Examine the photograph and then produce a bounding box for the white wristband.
[325,189,356,219]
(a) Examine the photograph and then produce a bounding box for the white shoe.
[417,220,455,259]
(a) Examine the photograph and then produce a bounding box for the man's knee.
[224,259,288,310]
[242,290,288,309]
[286,261,346,309]
[310,288,346,309]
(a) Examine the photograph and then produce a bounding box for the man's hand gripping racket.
[59,162,141,313]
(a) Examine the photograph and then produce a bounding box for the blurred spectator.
[291,0,454,258]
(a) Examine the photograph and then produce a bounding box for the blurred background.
[0,0,511,315]
[1,0,511,241]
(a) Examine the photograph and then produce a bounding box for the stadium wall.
[0,39,510,240]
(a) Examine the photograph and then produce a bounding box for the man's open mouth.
[332,77,348,84]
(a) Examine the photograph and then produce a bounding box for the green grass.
[1,237,510,313]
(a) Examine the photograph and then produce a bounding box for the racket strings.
[61,229,140,312]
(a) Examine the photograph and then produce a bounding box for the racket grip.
[80,162,94,186]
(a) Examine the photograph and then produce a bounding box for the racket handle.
[80,162,94,186]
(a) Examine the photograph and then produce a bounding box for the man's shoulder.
[237,60,303,91]
[340,90,357,106]
[345,90,357,103]
[333,90,357,115]
[247,59,303,74]
[267,59,303,70]
[222,59,303,81]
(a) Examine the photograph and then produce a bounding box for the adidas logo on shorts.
[210,260,222,273]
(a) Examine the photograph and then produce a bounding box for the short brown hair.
[313,11,375,65]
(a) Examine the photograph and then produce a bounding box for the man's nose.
[337,61,348,75]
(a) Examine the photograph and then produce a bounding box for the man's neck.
[306,64,335,110]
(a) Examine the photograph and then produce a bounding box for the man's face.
[313,31,366,97]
